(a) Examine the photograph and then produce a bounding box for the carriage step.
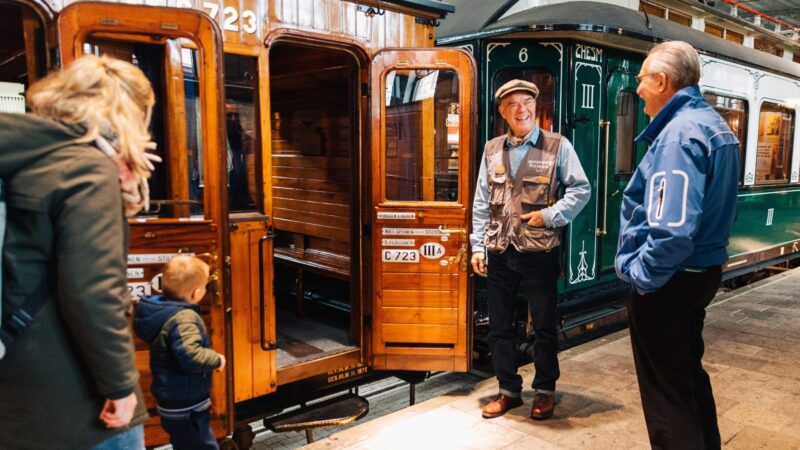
[263,393,369,443]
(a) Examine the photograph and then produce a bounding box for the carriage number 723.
[382,249,420,263]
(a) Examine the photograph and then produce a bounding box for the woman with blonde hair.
[0,54,159,449]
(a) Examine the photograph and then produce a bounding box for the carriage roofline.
[436,1,800,80]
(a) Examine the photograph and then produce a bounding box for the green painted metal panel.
[728,188,800,256]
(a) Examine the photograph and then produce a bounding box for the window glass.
[639,1,665,18]
[615,91,637,175]
[224,54,261,212]
[703,93,747,182]
[756,102,794,184]
[384,69,459,202]
[492,69,556,136]
[83,37,204,217]
[667,10,692,27]
[726,29,744,45]
[704,23,724,38]
[0,2,47,98]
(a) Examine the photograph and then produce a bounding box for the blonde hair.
[25,54,155,180]
[162,255,210,301]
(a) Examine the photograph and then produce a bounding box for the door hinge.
[362,224,371,237]
[361,83,370,97]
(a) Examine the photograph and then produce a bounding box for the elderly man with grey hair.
[616,41,739,449]
[471,79,590,421]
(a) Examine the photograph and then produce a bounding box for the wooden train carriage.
[436,0,800,323]
[1,0,476,447]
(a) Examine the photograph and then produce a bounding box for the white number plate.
[127,282,151,300]
[382,249,419,263]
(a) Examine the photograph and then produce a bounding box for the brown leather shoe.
[530,393,555,420]
[482,394,523,419]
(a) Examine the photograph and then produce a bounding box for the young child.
[134,255,225,450]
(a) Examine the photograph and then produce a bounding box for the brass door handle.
[438,224,467,235]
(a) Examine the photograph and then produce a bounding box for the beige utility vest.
[484,130,563,253]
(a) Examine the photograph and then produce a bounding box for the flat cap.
[495,79,539,102]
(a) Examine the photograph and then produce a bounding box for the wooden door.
[57,4,229,445]
[370,49,475,372]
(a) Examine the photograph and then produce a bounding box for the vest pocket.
[522,176,549,207]
[522,224,560,250]
[489,175,507,205]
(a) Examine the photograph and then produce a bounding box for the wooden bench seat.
[273,246,350,280]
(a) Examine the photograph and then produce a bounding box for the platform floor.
[305,268,800,450]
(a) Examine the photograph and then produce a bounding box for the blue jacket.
[134,295,221,408]
[615,85,739,294]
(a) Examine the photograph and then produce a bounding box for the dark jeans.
[487,247,560,396]
[627,267,722,450]
[160,403,219,450]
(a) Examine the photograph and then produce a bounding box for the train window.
[0,2,48,112]
[755,102,794,184]
[491,69,556,136]
[83,37,205,217]
[615,91,637,175]
[224,54,261,213]
[703,93,747,183]
[384,69,460,202]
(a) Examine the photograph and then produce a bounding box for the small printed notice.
[382,249,420,263]
[377,211,416,220]
[383,228,447,236]
[420,242,446,259]
[127,282,151,300]
[128,253,188,265]
[382,239,416,247]
[127,268,144,279]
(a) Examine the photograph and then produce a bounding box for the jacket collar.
[636,85,702,145]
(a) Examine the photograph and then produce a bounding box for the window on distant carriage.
[384,68,460,202]
[615,91,638,176]
[224,54,262,213]
[491,69,556,137]
[755,102,794,184]
[703,93,748,183]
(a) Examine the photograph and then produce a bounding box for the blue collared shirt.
[615,85,739,294]
[470,126,591,253]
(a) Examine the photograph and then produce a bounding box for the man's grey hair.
[647,41,701,90]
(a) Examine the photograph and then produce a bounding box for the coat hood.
[0,112,86,179]
[134,295,199,343]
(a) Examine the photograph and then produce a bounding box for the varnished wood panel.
[382,307,457,325]
[383,324,456,344]
[382,290,457,308]
[382,273,459,290]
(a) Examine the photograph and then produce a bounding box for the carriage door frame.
[369,48,476,372]
[598,53,646,274]
[57,3,231,442]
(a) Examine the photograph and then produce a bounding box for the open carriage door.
[370,49,475,371]
[57,5,231,445]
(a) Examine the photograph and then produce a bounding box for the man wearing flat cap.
[471,79,590,420]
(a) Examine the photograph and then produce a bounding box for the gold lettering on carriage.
[575,44,602,62]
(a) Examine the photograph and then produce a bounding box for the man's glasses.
[635,72,659,84]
